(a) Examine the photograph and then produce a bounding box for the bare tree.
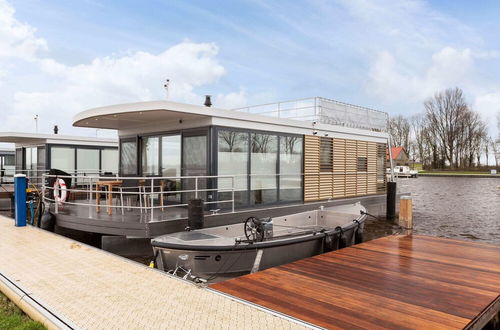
[388,115,411,153]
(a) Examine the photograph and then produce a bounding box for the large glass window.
[162,135,181,202]
[183,134,207,201]
[51,147,75,172]
[217,130,248,206]
[15,148,23,171]
[142,136,160,176]
[101,149,118,174]
[120,140,137,175]
[77,149,100,174]
[251,133,278,205]
[4,155,14,166]
[279,136,303,202]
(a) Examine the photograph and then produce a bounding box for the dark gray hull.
[152,203,366,282]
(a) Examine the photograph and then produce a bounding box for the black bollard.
[386,181,397,221]
[188,199,204,230]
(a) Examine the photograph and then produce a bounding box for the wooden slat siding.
[345,139,357,197]
[212,235,500,330]
[367,142,377,194]
[333,138,346,198]
[304,135,320,201]
[319,173,333,199]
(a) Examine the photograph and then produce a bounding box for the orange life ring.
[53,178,67,204]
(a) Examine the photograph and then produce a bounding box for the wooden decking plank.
[211,235,500,329]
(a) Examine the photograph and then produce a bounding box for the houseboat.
[0,148,15,184]
[0,132,118,182]
[44,97,390,255]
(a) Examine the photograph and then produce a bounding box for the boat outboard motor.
[187,199,204,230]
[40,211,55,232]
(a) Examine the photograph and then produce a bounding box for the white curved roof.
[0,132,117,147]
[73,100,389,142]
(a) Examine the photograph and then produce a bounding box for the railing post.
[14,174,27,227]
[88,177,93,219]
[195,177,199,199]
[231,176,235,213]
[150,178,154,223]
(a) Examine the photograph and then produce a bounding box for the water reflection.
[364,176,500,245]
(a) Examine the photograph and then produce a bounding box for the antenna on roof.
[164,79,170,100]
[34,114,38,133]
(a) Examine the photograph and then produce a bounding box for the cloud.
[0,0,236,137]
[366,47,474,103]
[0,0,47,59]
[215,89,247,109]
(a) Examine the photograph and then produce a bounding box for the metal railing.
[233,96,388,132]
[41,174,237,222]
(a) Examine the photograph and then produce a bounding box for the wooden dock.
[212,235,500,329]
[0,216,307,329]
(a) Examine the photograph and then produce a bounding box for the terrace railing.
[41,174,237,222]
[234,97,388,132]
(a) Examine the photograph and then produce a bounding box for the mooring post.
[14,174,27,227]
[399,195,413,234]
[386,181,397,220]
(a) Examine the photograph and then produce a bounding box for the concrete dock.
[212,235,500,329]
[0,215,307,329]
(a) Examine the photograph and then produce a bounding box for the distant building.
[387,147,410,166]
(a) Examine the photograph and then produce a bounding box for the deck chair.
[118,179,143,215]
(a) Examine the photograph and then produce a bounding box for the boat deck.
[0,216,307,329]
[211,234,500,329]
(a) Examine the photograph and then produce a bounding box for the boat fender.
[336,226,347,249]
[353,219,364,244]
[40,211,56,232]
[323,232,335,252]
[53,178,67,204]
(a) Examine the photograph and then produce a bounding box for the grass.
[0,292,46,330]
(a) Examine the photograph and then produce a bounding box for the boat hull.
[153,223,360,281]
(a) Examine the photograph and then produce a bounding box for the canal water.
[364,176,500,245]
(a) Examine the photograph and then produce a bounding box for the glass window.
[320,137,333,172]
[161,135,181,177]
[15,148,23,171]
[102,149,118,174]
[120,140,137,175]
[77,149,100,175]
[162,135,181,202]
[142,136,159,176]
[182,134,207,201]
[280,136,303,202]
[218,130,248,206]
[357,157,368,172]
[50,147,75,172]
[251,133,277,205]
[4,155,15,166]
[37,147,45,171]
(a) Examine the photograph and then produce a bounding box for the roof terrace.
[233,97,388,132]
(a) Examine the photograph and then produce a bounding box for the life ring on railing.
[53,178,67,204]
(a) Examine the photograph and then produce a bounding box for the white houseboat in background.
[0,132,118,182]
[36,97,389,256]
[0,148,15,184]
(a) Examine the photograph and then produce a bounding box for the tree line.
[389,87,500,169]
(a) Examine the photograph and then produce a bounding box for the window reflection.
[280,136,303,201]
[120,141,137,175]
[218,130,248,206]
[251,133,277,204]
[142,136,159,176]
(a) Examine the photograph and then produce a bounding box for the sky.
[1,0,500,140]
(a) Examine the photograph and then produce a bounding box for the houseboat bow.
[151,202,367,282]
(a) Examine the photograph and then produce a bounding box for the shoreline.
[417,173,500,178]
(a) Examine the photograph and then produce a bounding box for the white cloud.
[0,0,47,59]
[366,47,474,103]
[215,89,247,109]
[0,0,239,137]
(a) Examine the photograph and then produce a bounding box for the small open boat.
[151,203,367,282]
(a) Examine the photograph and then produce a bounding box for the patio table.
[95,180,123,215]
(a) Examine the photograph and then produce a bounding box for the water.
[364,176,500,245]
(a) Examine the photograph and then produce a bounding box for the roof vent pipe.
[204,95,212,107]
[53,125,59,134]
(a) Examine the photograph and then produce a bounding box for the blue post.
[14,174,27,227]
